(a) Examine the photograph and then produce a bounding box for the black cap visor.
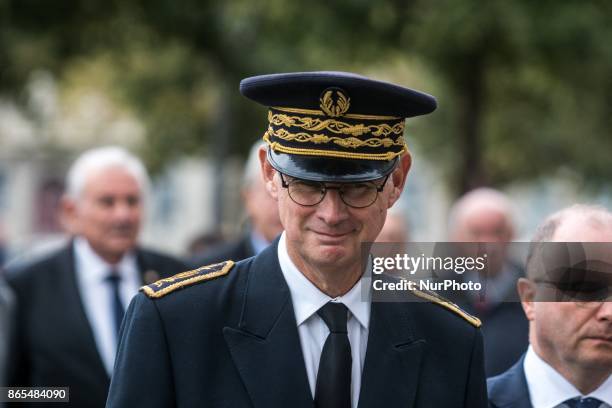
[267,148,398,182]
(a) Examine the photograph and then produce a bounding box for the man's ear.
[259,147,279,198]
[517,277,536,321]
[59,195,78,234]
[388,152,412,207]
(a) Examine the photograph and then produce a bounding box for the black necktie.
[105,271,125,340]
[314,302,352,408]
[562,397,605,408]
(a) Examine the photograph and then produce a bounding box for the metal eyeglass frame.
[278,172,390,208]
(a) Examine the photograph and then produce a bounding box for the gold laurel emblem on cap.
[319,88,350,117]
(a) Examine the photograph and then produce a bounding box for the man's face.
[531,297,612,373]
[65,166,143,263]
[453,206,513,276]
[521,217,612,375]
[261,150,409,275]
[455,207,512,243]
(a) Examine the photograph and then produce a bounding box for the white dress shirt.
[73,237,141,375]
[277,232,371,408]
[524,345,612,408]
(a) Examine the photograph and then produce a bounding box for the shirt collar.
[590,374,612,405]
[277,232,371,329]
[524,345,612,407]
[73,237,138,284]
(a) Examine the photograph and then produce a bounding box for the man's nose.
[316,189,349,225]
[113,200,138,219]
[596,300,612,322]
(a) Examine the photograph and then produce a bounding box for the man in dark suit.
[107,72,487,407]
[4,146,186,408]
[190,140,283,266]
[488,205,612,408]
[447,188,529,377]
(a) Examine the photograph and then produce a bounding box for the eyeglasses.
[279,172,389,208]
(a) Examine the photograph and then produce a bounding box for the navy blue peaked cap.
[240,71,437,182]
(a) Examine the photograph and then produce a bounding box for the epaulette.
[411,288,481,328]
[141,260,235,299]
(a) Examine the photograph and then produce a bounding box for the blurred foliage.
[1,0,611,194]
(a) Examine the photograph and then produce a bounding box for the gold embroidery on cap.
[320,89,350,117]
[263,132,407,161]
[268,111,404,138]
[269,127,405,149]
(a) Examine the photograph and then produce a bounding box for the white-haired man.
[4,146,186,408]
[447,187,529,377]
[488,204,612,408]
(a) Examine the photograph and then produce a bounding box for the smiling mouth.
[312,230,354,241]
[313,230,352,237]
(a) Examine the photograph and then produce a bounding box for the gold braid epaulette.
[141,260,235,299]
[411,288,481,328]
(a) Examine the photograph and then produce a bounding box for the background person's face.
[532,299,612,373]
[452,206,513,276]
[67,166,143,263]
[243,177,283,242]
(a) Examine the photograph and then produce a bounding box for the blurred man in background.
[5,146,186,408]
[448,187,528,377]
[190,140,283,266]
[488,204,612,408]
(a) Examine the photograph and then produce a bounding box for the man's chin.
[310,245,360,269]
[103,239,137,259]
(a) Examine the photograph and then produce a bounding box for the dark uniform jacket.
[107,241,488,407]
[487,356,532,408]
[4,243,186,408]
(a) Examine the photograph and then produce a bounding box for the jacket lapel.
[488,356,532,408]
[223,243,313,408]
[358,299,424,408]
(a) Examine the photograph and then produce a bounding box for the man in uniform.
[107,72,487,407]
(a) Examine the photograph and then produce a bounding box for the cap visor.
[267,149,397,182]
